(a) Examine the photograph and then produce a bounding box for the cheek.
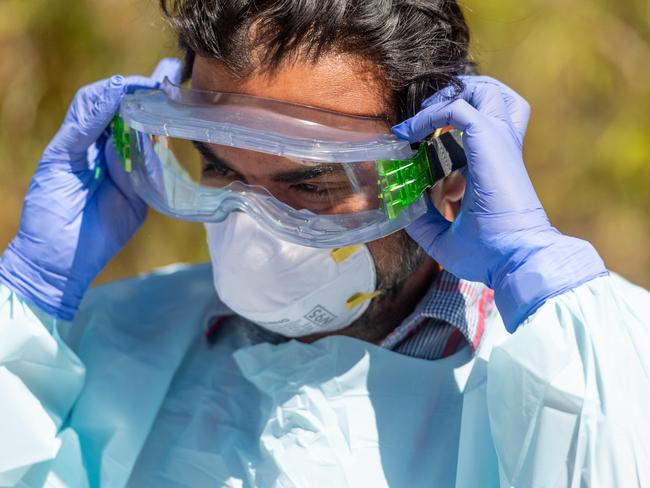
[365,233,405,279]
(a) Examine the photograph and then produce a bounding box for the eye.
[291,183,328,195]
[202,158,234,177]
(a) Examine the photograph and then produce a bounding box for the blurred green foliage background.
[0,0,648,287]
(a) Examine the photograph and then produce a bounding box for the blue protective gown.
[0,263,649,487]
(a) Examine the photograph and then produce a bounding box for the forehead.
[191,54,390,119]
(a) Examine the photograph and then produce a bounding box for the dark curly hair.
[160,0,475,122]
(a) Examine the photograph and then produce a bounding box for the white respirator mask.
[205,212,379,338]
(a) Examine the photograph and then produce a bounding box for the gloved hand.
[392,76,607,331]
[0,58,182,320]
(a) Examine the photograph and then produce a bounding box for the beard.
[372,230,429,300]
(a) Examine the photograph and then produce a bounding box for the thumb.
[150,57,183,85]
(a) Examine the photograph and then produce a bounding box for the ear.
[428,170,466,221]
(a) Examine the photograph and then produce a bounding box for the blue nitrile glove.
[393,76,608,331]
[0,58,182,320]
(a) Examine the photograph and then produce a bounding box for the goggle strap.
[426,130,467,182]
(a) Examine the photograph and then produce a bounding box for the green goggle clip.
[376,128,466,219]
[111,115,132,173]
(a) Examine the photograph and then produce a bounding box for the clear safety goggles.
[112,79,466,248]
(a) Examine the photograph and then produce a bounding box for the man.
[0,1,648,487]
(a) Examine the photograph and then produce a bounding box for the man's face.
[192,54,438,342]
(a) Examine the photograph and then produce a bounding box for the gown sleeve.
[486,274,650,487]
[0,283,89,487]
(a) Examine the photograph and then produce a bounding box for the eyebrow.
[192,140,240,176]
[270,164,342,184]
[192,140,344,183]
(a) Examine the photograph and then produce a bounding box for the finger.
[421,76,510,123]
[464,81,511,125]
[495,85,530,145]
[406,196,452,254]
[43,58,185,165]
[394,82,508,142]
[461,75,530,143]
[459,75,505,85]
[44,75,127,162]
[122,75,162,94]
[420,84,459,108]
[105,136,142,203]
[392,98,482,143]
[150,57,183,85]
[120,58,183,95]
